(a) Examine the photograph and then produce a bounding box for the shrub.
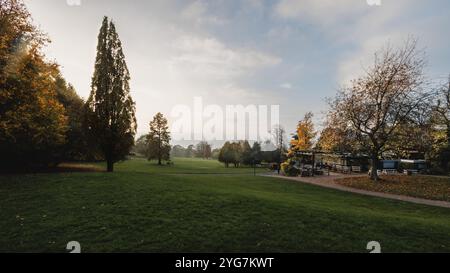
[282,161,300,177]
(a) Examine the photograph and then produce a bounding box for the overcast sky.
[24,0,450,143]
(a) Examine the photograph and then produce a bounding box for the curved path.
[264,173,450,209]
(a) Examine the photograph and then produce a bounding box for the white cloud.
[181,1,206,19]
[169,35,281,82]
[181,1,228,26]
[280,83,292,89]
[335,0,426,83]
[129,33,282,136]
[273,0,433,84]
[274,0,370,25]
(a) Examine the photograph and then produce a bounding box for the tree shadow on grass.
[0,163,105,175]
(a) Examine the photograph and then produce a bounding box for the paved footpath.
[263,173,450,209]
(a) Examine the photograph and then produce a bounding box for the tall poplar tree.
[86,17,137,172]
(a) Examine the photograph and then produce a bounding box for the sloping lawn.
[336,175,450,202]
[0,158,450,253]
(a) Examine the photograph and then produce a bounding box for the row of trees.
[218,140,282,168]
[1,0,138,172]
[171,142,215,159]
[287,38,450,181]
[135,138,216,162]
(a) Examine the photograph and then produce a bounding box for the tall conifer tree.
[147,113,171,165]
[86,17,137,172]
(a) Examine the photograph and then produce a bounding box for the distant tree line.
[134,139,216,161]
[170,142,215,159]
[217,141,282,168]
[134,138,284,169]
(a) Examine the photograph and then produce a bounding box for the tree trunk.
[107,159,114,173]
[158,158,162,165]
[445,125,450,172]
[370,155,379,181]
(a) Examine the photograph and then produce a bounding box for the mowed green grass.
[113,157,267,174]
[0,157,449,253]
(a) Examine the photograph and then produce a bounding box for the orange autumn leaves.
[0,0,68,167]
[336,176,450,202]
[288,112,316,157]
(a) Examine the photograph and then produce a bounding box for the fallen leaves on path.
[336,175,450,202]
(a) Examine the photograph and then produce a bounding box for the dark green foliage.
[218,142,240,168]
[219,141,267,167]
[186,145,196,158]
[211,148,221,160]
[54,76,90,161]
[240,141,253,166]
[85,17,137,172]
[171,145,187,158]
[260,149,282,164]
[251,142,263,164]
[195,141,212,159]
[170,144,198,158]
[133,135,149,157]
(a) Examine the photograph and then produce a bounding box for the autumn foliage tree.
[328,39,429,181]
[86,17,137,172]
[316,111,367,154]
[0,0,68,170]
[433,75,450,171]
[288,112,317,157]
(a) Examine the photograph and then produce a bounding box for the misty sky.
[24,0,450,142]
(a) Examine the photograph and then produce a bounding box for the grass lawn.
[1,157,450,253]
[336,175,450,202]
